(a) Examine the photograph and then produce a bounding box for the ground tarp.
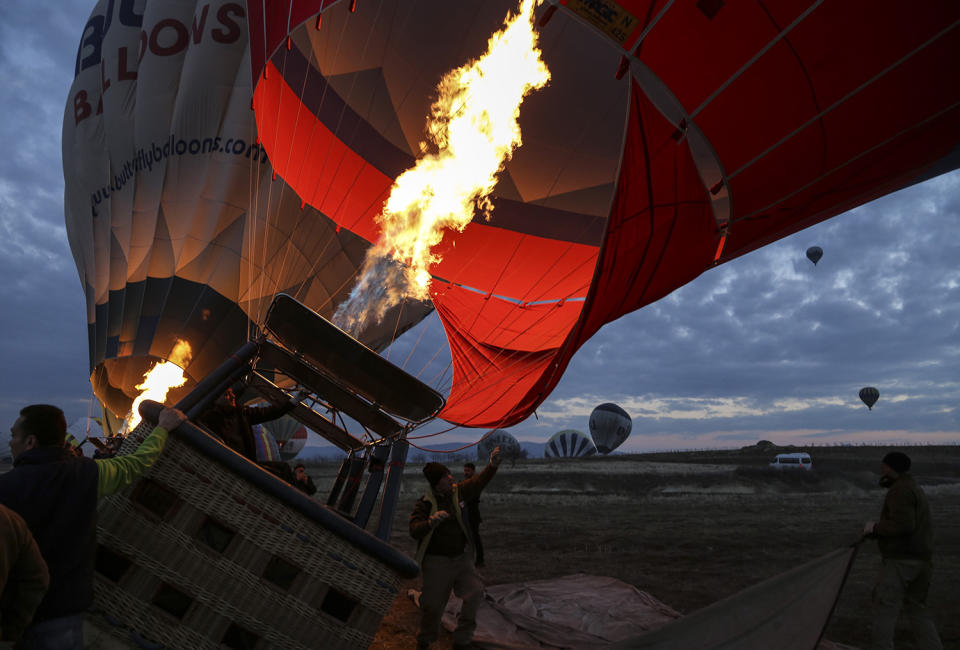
[432,545,859,649]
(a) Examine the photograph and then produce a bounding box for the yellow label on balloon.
[565,0,640,46]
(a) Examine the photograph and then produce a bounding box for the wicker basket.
[90,417,416,649]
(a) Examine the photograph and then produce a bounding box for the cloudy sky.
[1,1,957,454]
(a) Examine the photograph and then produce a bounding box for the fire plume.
[122,339,193,434]
[334,0,550,333]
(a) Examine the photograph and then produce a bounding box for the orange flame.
[334,0,550,333]
[122,339,192,434]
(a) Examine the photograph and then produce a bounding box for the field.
[305,444,960,649]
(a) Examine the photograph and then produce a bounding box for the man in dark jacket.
[863,451,943,650]
[410,446,501,650]
[196,387,301,462]
[1,403,185,649]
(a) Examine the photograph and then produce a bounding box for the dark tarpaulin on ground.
[432,545,860,649]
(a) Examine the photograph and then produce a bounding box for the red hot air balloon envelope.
[859,387,880,410]
[243,0,957,431]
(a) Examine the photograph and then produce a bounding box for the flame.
[334,0,550,333]
[122,339,193,434]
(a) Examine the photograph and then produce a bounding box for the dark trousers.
[469,519,484,566]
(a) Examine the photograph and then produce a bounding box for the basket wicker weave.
[90,416,416,649]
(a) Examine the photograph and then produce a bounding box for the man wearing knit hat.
[410,446,502,650]
[863,451,942,650]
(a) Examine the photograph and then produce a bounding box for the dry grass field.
[306,444,960,649]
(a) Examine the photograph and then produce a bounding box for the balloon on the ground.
[279,426,308,461]
[859,387,880,410]
[245,1,960,431]
[806,247,823,265]
[477,429,522,461]
[545,430,596,458]
[589,404,632,454]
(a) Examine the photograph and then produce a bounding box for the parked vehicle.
[769,452,813,471]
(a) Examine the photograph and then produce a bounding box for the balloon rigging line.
[250,0,355,326]
[267,1,393,311]
[727,19,960,181]
[689,0,826,122]
[732,99,960,226]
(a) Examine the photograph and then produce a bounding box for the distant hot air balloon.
[806,246,824,265]
[589,404,632,454]
[545,430,596,458]
[859,387,880,410]
[261,414,309,461]
[477,429,522,461]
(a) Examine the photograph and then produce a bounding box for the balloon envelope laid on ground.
[477,429,522,461]
[545,430,597,458]
[859,387,880,410]
[246,0,960,430]
[806,247,824,265]
[589,404,632,454]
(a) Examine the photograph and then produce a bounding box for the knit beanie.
[422,462,450,486]
[882,451,911,474]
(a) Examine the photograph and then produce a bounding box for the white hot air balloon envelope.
[589,403,632,454]
[545,430,596,458]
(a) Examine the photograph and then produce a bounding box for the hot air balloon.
[806,247,823,265]
[859,387,880,410]
[279,426,309,461]
[244,0,960,432]
[477,429,522,461]
[63,0,432,420]
[545,430,596,458]
[589,404,632,454]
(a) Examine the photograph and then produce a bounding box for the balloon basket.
[89,416,419,649]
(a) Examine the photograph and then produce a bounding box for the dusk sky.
[1,1,957,455]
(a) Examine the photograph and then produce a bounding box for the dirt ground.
[304,445,960,650]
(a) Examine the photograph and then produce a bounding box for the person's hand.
[489,445,502,467]
[158,407,187,432]
[863,521,876,536]
[428,510,450,528]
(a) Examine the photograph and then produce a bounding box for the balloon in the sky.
[806,247,824,265]
[589,404,632,454]
[859,387,880,410]
[246,1,960,431]
[545,430,596,458]
[477,429,522,461]
[62,0,431,418]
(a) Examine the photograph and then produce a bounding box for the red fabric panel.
[247,0,330,85]
[438,83,712,427]
[253,62,599,301]
[434,286,568,427]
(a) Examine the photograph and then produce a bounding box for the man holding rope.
[410,445,502,650]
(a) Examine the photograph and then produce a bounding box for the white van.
[769,452,813,471]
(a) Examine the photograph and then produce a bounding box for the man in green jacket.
[410,446,501,650]
[863,451,942,650]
